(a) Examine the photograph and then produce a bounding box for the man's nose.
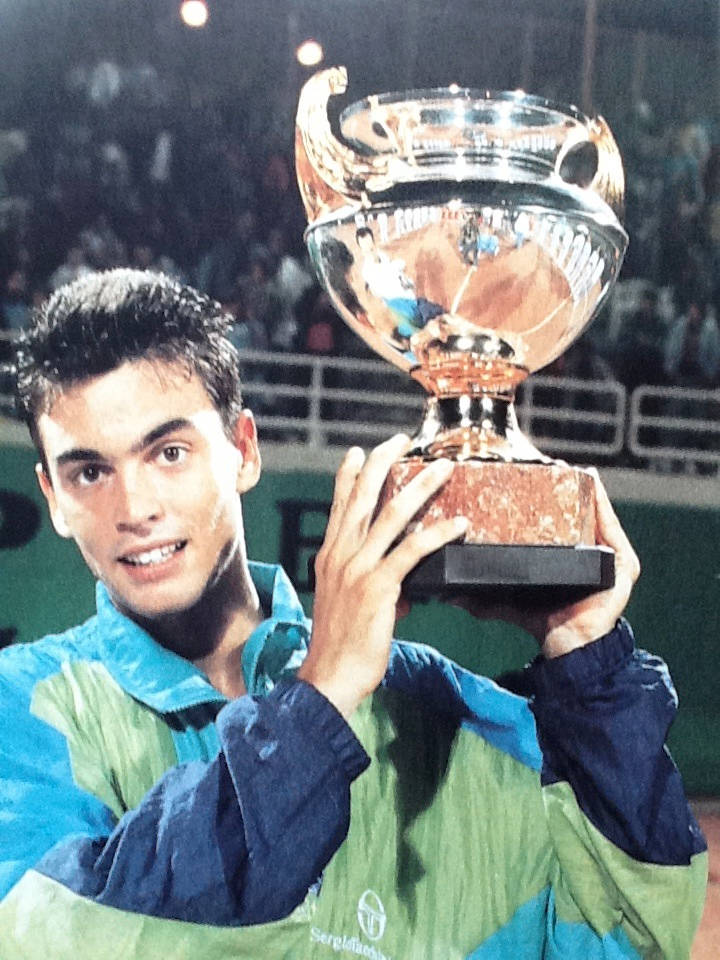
[114,467,163,529]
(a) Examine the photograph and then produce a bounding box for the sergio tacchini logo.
[357,889,386,941]
[309,887,392,957]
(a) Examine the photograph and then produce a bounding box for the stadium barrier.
[2,338,718,473]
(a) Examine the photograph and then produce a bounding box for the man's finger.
[322,445,366,553]
[591,471,640,584]
[358,458,455,567]
[382,515,469,583]
[339,433,411,540]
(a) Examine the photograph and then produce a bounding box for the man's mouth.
[119,541,187,567]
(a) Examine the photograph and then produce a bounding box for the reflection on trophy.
[295,67,628,598]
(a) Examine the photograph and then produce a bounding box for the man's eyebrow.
[55,448,104,468]
[131,418,196,453]
[55,419,196,468]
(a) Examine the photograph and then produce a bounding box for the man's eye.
[76,465,102,485]
[161,445,186,464]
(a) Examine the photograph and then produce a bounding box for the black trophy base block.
[402,543,615,605]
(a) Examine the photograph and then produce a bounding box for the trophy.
[295,67,628,599]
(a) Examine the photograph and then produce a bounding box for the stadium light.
[296,39,324,67]
[180,0,209,29]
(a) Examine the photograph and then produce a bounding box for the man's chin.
[108,583,205,624]
[105,540,239,625]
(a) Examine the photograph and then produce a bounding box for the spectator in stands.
[0,270,32,333]
[259,151,294,232]
[702,147,720,316]
[48,244,91,292]
[677,102,712,177]
[266,227,314,318]
[615,286,668,392]
[541,338,618,446]
[234,246,294,352]
[80,213,126,270]
[617,100,663,282]
[131,243,183,284]
[660,126,704,297]
[195,208,260,304]
[660,298,720,473]
[301,289,339,356]
[217,140,257,214]
[0,130,28,206]
[664,299,720,388]
[96,141,132,208]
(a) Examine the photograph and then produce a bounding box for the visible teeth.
[124,542,183,566]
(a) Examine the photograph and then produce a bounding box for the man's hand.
[457,470,641,658]
[539,472,640,657]
[297,435,467,718]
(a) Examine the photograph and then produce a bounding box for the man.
[356,225,444,345]
[1,269,706,958]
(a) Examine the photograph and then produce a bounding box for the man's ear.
[35,463,73,539]
[232,409,261,494]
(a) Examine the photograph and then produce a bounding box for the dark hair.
[14,268,243,460]
[355,226,374,243]
[640,286,658,305]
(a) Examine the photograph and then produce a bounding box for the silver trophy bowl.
[296,67,628,463]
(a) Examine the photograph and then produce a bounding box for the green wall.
[2,442,719,794]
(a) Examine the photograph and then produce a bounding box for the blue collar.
[95,562,310,713]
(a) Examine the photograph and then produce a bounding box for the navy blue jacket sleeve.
[36,680,369,925]
[500,619,706,866]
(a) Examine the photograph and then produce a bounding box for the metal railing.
[1,344,718,472]
[628,386,720,468]
[237,351,628,460]
[517,375,626,458]
[237,349,424,448]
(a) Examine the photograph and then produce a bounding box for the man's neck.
[132,559,264,700]
[191,593,264,699]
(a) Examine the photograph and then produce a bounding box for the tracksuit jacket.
[0,562,707,958]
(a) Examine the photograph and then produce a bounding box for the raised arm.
[489,473,708,957]
[298,433,467,716]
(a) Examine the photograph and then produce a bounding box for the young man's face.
[356,231,375,254]
[36,359,260,622]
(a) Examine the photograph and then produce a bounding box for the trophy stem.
[409,394,547,463]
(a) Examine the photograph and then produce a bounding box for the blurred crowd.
[0,60,359,367]
[2,59,720,403]
[604,98,720,393]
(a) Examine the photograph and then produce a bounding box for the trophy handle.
[555,115,625,221]
[295,66,393,221]
[587,115,625,221]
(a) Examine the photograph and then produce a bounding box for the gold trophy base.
[382,459,614,601]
